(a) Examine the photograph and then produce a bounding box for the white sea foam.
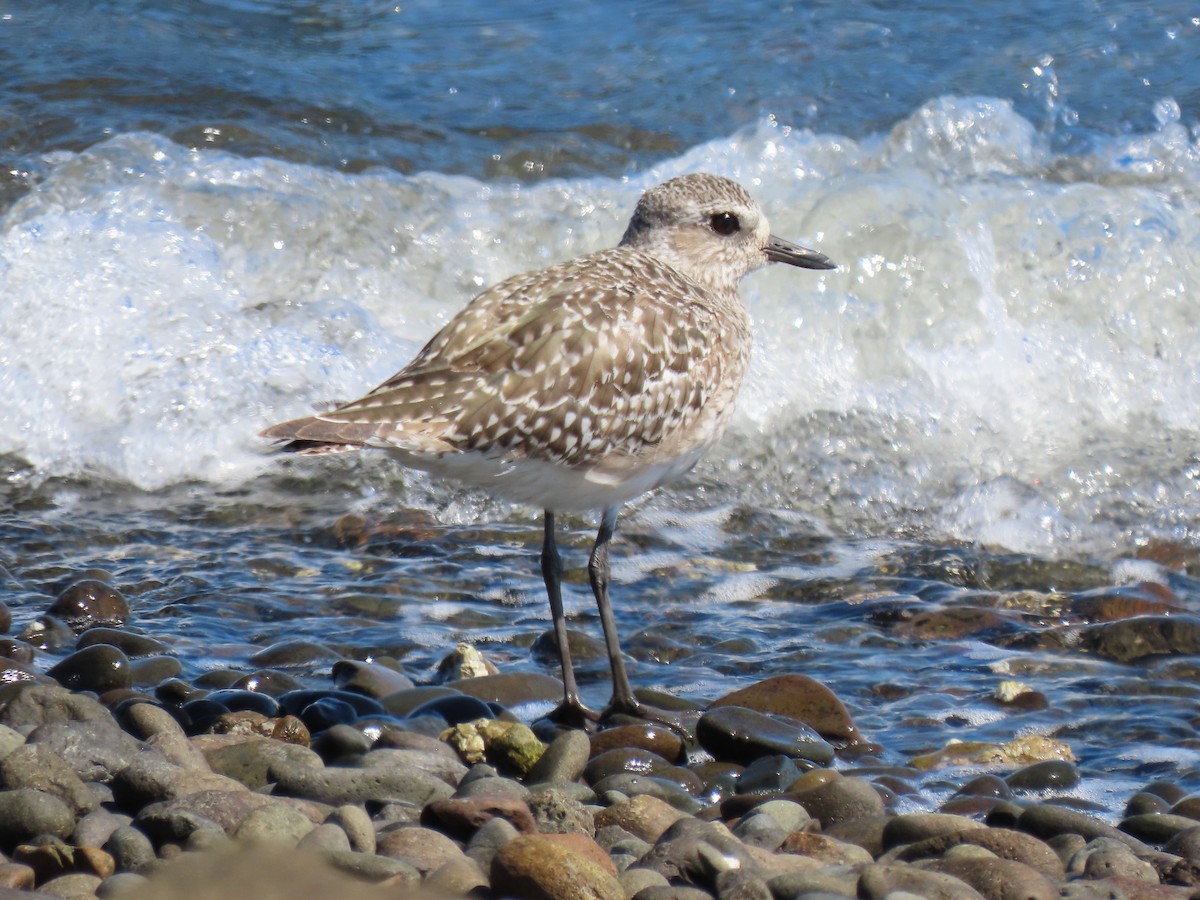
[2,96,1198,555]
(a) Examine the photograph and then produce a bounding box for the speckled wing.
[264,249,750,471]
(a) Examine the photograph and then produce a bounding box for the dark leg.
[542,510,599,725]
[590,505,694,733]
[589,505,642,715]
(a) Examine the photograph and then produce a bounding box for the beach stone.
[249,639,342,669]
[0,788,75,845]
[407,694,496,728]
[454,773,531,800]
[360,747,469,786]
[779,831,873,866]
[1073,837,1159,882]
[331,659,414,697]
[754,798,812,834]
[633,886,716,900]
[326,804,375,855]
[1121,813,1200,844]
[594,793,689,842]
[324,848,421,886]
[0,863,34,891]
[527,728,590,784]
[202,735,323,789]
[592,774,704,813]
[0,683,106,728]
[0,742,98,816]
[1169,795,1200,820]
[1164,825,1200,861]
[714,868,773,899]
[424,857,489,895]
[129,655,184,686]
[696,706,834,766]
[46,644,132,694]
[955,774,1013,800]
[1078,615,1200,661]
[205,689,282,718]
[309,724,370,761]
[529,786,595,834]
[882,812,985,849]
[589,724,685,763]
[927,856,1059,900]
[73,808,131,849]
[26,715,144,784]
[620,866,670,896]
[77,628,168,658]
[48,580,130,632]
[0,637,35,664]
[786,773,885,829]
[422,794,536,838]
[234,802,315,845]
[491,833,624,900]
[586,746,676,783]
[734,754,800,797]
[766,867,859,898]
[709,674,869,750]
[465,816,521,871]
[273,761,453,806]
[134,802,227,845]
[1006,759,1080,791]
[104,825,156,873]
[1019,803,1149,852]
[634,822,761,886]
[16,614,74,651]
[98,871,150,895]
[452,672,564,707]
[111,753,247,809]
[39,872,104,896]
[377,824,465,873]
[732,811,788,850]
[0,659,46,688]
[858,862,987,899]
[377,686,462,717]
[297,822,351,854]
[890,826,1065,879]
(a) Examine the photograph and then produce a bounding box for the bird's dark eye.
[710,212,740,235]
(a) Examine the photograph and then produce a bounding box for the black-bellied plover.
[262,173,835,725]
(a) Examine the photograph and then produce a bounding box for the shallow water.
[3,0,1200,816]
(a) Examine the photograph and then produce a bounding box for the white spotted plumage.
[264,172,834,722]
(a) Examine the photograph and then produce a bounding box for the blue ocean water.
[2,0,1200,812]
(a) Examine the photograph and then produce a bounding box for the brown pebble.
[0,863,34,890]
[376,825,465,874]
[421,795,537,839]
[709,673,871,750]
[588,723,685,762]
[491,833,624,900]
[538,832,618,875]
[593,794,688,843]
[48,579,130,632]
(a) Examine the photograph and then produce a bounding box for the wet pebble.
[1005,759,1081,792]
[330,659,414,697]
[76,628,167,658]
[709,673,870,751]
[47,580,131,633]
[697,705,834,766]
[46,644,132,694]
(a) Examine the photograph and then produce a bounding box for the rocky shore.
[2,621,1200,900]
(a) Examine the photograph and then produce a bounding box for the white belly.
[389,444,711,512]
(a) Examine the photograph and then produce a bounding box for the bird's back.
[262,245,753,508]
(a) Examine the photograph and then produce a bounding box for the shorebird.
[262,173,835,725]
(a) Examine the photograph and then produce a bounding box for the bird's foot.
[601,695,699,741]
[545,697,603,731]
